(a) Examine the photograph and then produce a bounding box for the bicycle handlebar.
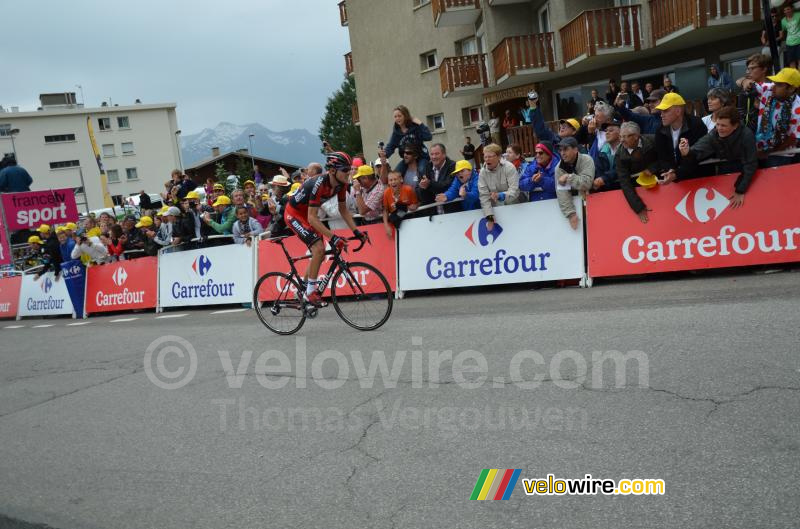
[345,233,370,253]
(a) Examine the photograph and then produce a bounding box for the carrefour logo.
[192,255,212,276]
[112,266,128,286]
[62,263,82,279]
[465,218,503,246]
[40,277,53,293]
[675,187,729,223]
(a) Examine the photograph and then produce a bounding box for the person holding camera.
[70,231,110,265]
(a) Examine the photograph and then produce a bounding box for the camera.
[476,122,490,135]
[378,141,385,149]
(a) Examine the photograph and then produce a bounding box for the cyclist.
[284,151,366,306]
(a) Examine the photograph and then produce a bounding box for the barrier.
[158,243,255,308]
[17,272,75,318]
[0,274,22,319]
[397,198,585,292]
[85,257,158,315]
[1,188,80,230]
[257,223,397,298]
[60,260,86,319]
[586,167,800,277]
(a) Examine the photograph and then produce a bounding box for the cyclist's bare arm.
[338,201,359,232]
[307,206,333,240]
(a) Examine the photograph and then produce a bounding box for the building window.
[462,105,483,126]
[126,167,138,181]
[98,117,111,131]
[420,50,437,71]
[49,160,80,169]
[117,116,130,129]
[456,37,479,56]
[107,169,120,183]
[45,134,76,143]
[413,0,431,7]
[102,144,115,157]
[0,124,10,137]
[121,142,134,155]
[112,195,125,206]
[427,114,445,131]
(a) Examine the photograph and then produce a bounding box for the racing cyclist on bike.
[284,151,366,306]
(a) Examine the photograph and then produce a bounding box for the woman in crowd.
[519,141,559,202]
[702,88,733,132]
[605,79,620,104]
[381,105,433,177]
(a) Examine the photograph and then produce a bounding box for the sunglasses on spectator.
[403,151,415,155]
[534,151,546,155]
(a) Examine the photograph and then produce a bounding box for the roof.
[185,151,302,172]
[0,102,177,119]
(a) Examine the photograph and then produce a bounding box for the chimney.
[211,147,220,157]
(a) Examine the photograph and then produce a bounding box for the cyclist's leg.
[284,207,323,295]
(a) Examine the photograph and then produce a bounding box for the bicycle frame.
[269,235,367,295]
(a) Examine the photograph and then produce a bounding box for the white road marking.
[210,308,249,314]
[156,314,188,319]
[3,325,25,329]
[67,322,92,326]
[32,324,55,328]
[110,318,139,323]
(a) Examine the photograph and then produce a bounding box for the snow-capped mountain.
[180,122,322,168]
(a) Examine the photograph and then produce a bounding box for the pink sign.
[1,188,79,231]
[0,208,10,266]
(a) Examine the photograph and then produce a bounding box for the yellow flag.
[86,116,114,208]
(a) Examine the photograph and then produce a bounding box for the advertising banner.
[60,260,86,319]
[159,244,254,308]
[17,272,74,317]
[0,275,22,319]
[1,189,80,231]
[257,223,397,299]
[397,199,585,292]
[586,168,800,277]
[85,257,158,314]
[0,206,10,266]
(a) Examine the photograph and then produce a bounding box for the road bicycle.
[253,234,392,335]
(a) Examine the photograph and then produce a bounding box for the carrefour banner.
[60,260,86,319]
[398,199,585,292]
[159,244,254,308]
[586,168,800,277]
[0,275,22,318]
[86,257,158,314]
[17,272,75,317]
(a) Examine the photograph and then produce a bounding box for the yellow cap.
[28,235,44,245]
[87,227,102,238]
[55,226,66,234]
[353,165,374,179]
[213,195,232,207]
[451,160,473,175]
[767,67,800,88]
[635,170,658,189]
[185,191,200,200]
[559,118,580,131]
[37,224,51,233]
[655,92,686,111]
[135,216,153,228]
[244,179,255,187]
[288,182,301,195]
[65,222,77,231]
[213,183,225,191]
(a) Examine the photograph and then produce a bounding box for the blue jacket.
[519,154,559,201]
[596,143,620,189]
[384,121,433,160]
[531,107,558,144]
[616,105,661,135]
[59,238,76,262]
[442,170,480,211]
[0,165,32,192]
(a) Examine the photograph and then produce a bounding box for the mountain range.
[180,122,323,168]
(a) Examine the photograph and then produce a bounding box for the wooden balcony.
[650,0,760,46]
[344,52,353,77]
[432,0,481,27]
[352,103,360,126]
[487,0,527,4]
[439,54,489,97]
[338,1,348,26]
[560,5,641,68]
[492,33,555,85]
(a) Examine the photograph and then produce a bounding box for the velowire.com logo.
[469,469,521,500]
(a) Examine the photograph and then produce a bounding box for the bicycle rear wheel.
[331,262,392,331]
[253,272,306,335]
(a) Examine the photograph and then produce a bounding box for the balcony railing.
[650,0,760,44]
[345,52,353,76]
[492,33,555,84]
[339,1,348,26]
[560,5,641,67]
[439,54,489,97]
[432,0,481,27]
[352,103,360,126]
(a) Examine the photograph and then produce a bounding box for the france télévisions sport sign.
[398,199,585,291]
[1,189,80,230]
[586,167,800,277]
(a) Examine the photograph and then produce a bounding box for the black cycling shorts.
[284,205,321,248]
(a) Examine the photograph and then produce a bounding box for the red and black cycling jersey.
[287,174,347,218]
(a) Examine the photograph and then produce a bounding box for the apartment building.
[339,0,762,159]
[0,93,180,210]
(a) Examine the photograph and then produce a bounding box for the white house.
[0,93,181,211]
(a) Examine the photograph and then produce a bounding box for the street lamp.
[248,133,255,170]
[175,130,183,172]
[8,128,19,162]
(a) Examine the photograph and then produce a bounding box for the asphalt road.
[1,271,799,529]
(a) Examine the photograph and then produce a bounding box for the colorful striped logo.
[470,469,521,500]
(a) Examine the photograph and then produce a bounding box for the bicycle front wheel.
[253,272,306,335]
[331,262,392,331]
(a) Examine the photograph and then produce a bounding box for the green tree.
[214,162,228,186]
[233,155,254,190]
[319,75,363,156]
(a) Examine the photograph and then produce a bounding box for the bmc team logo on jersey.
[112,266,128,286]
[40,276,53,293]
[192,255,212,277]
[675,187,729,223]
[465,218,503,247]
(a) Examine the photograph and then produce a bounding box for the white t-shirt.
[701,114,715,132]
[670,127,681,149]
[596,130,607,151]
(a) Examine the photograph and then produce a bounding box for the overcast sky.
[2,0,351,135]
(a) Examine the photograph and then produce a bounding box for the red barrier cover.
[257,223,396,299]
[85,257,158,314]
[0,276,22,319]
[587,167,800,277]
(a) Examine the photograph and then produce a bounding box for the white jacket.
[70,237,110,264]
